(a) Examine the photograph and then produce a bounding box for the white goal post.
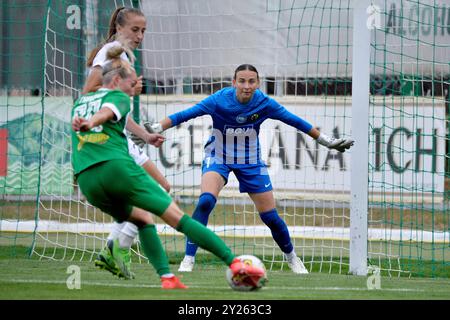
[350,0,371,276]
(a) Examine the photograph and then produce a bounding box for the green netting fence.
[0,0,448,277]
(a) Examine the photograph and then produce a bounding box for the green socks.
[138,224,171,276]
[176,214,235,265]
[138,215,235,276]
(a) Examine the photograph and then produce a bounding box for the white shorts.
[127,138,149,166]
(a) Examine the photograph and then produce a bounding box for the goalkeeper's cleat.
[110,239,135,280]
[286,256,309,274]
[94,242,122,277]
[178,255,195,272]
[161,275,188,289]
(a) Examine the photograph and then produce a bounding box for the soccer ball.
[226,255,267,291]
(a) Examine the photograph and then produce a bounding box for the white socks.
[107,222,138,249]
[107,222,125,241]
[118,222,138,248]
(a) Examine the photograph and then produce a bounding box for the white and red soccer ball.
[226,255,268,291]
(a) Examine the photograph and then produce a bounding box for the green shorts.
[76,159,172,222]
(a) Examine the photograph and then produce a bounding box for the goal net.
[0,0,448,277]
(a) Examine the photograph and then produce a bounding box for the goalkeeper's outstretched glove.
[128,121,164,148]
[143,121,163,134]
[317,133,354,152]
[128,130,165,148]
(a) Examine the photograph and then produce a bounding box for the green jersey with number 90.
[71,88,131,175]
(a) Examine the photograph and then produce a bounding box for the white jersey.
[127,138,149,166]
[90,40,149,166]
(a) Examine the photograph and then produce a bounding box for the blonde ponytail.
[114,33,136,65]
[105,45,125,60]
[102,46,134,83]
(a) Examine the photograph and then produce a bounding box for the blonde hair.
[102,46,134,84]
[114,33,136,65]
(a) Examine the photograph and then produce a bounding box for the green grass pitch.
[0,246,449,300]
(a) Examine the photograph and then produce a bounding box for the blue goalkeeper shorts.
[202,157,273,194]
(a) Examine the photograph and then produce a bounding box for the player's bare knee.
[160,202,184,228]
[129,207,155,226]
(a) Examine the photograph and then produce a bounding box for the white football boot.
[286,253,309,274]
[178,255,195,272]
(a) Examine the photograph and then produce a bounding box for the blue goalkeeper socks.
[259,208,293,254]
[185,192,217,256]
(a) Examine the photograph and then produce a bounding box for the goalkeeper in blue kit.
[145,64,354,274]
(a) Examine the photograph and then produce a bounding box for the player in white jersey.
[82,7,168,279]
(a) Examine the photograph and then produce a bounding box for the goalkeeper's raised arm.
[148,87,355,155]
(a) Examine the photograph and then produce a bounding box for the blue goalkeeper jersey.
[169,87,313,166]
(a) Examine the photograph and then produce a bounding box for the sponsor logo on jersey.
[224,125,255,136]
[76,132,110,151]
[250,113,259,122]
[236,114,248,123]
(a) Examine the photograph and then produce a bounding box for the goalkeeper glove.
[143,121,163,134]
[128,121,164,148]
[316,133,354,153]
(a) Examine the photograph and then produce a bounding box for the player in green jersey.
[83,7,167,280]
[71,46,265,289]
